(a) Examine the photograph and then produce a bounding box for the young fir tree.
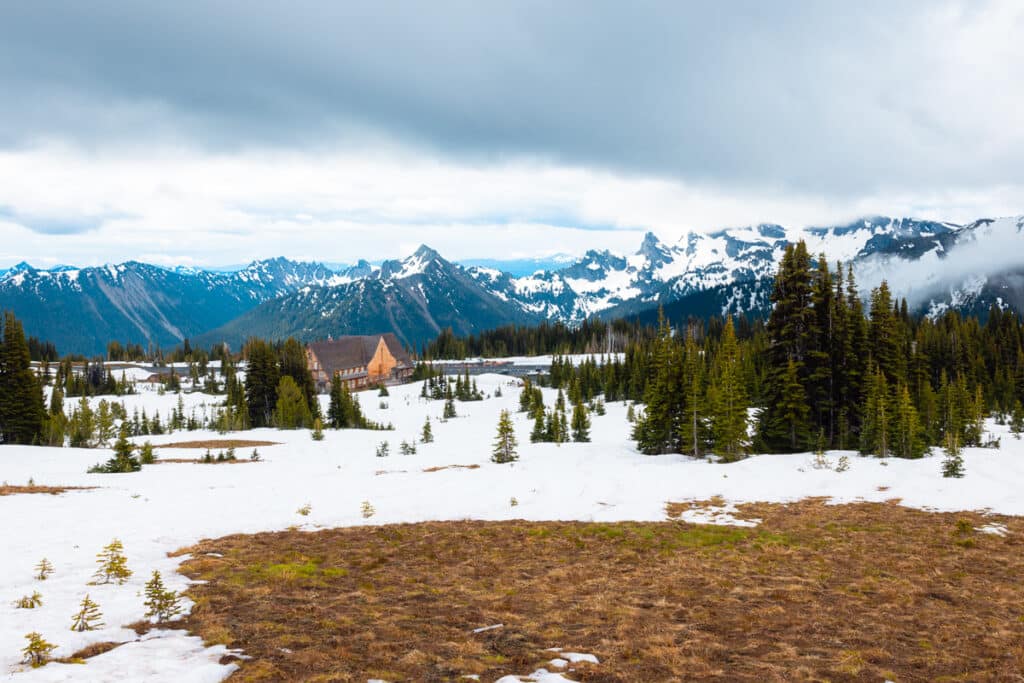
[443,397,457,419]
[679,332,705,457]
[941,431,965,478]
[375,441,390,457]
[274,375,312,429]
[421,416,433,443]
[491,409,518,463]
[143,571,182,622]
[709,317,749,462]
[91,539,131,585]
[530,411,546,443]
[860,367,890,457]
[1010,400,1024,437]
[35,558,54,580]
[70,594,104,631]
[571,402,591,442]
[311,417,325,441]
[139,441,156,464]
[21,632,56,668]
[891,384,926,459]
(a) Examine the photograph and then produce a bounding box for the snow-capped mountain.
[0,258,341,355]
[192,246,540,352]
[4,214,1022,355]
[465,216,966,323]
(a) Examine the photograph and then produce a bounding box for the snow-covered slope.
[2,376,1023,680]
[465,216,970,322]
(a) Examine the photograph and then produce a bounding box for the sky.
[0,1,1022,269]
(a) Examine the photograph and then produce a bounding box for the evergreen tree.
[891,384,926,459]
[443,397,457,419]
[95,425,141,473]
[244,339,280,428]
[91,539,131,585]
[571,402,591,442]
[491,409,518,463]
[709,317,749,461]
[633,310,683,454]
[758,243,815,452]
[311,417,324,441]
[0,312,45,445]
[35,558,54,580]
[279,337,318,418]
[21,632,56,668]
[143,571,182,622]
[679,332,705,457]
[273,375,312,429]
[860,367,890,457]
[941,432,964,478]
[421,416,433,443]
[70,595,104,631]
[530,411,546,443]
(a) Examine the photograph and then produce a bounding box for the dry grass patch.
[176,500,1024,682]
[155,439,280,449]
[0,484,97,496]
[422,464,482,473]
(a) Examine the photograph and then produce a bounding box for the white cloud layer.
[0,1,1021,267]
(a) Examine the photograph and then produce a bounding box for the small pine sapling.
[378,384,389,397]
[942,432,965,478]
[375,441,390,458]
[421,416,433,443]
[21,632,57,668]
[399,440,417,455]
[509,496,518,507]
[812,429,830,470]
[250,449,261,461]
[491,409,519,463]
[35,558,54,580]
[139,441,156,464]
[202,449,214,463]
[311,417,325,441]
[15,591,43,609]
[70,594,104,631]
[835,455,850,473]
[361,500,376,519]
[91,539,132,585]
[143,571,182,622]
[626,404,636,423]
[296,503,312,516]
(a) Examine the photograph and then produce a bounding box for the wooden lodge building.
[306,334,415,392]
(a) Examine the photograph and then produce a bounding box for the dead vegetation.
[176,500,1024,681]
[421,464,481,473]
[154,439,280,449]
[0,484,97,496]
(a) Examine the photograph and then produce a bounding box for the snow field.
[2,373,1023,681]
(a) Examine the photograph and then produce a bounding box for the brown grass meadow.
[173,499,1024,682]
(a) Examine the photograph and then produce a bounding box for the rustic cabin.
[306,334,414,392]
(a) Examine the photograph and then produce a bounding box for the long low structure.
[306,334,415,392]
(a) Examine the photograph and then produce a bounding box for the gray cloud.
[1,1,1020,199]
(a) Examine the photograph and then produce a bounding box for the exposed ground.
[0,484,97,496]
[176,499,1024,682]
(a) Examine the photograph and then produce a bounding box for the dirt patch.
[0,485,97,496]
[422,464,482,473]
[62,641,124,662]
[176,500,1024,681]
[154,440,280,449]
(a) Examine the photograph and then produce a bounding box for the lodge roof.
[308,334,412,373]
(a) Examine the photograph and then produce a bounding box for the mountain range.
[2,215,1022,355]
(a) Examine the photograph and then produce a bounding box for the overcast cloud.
[0,1,1021,267]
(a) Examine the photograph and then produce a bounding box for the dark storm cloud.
[0,1,1019,197]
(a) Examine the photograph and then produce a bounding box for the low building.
[306,334,415,392]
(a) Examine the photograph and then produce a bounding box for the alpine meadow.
[3,3,1024,682]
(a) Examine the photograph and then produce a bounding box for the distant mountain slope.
[0,258,340,355]
[193,246,542,351]
[5,214,1022,355]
